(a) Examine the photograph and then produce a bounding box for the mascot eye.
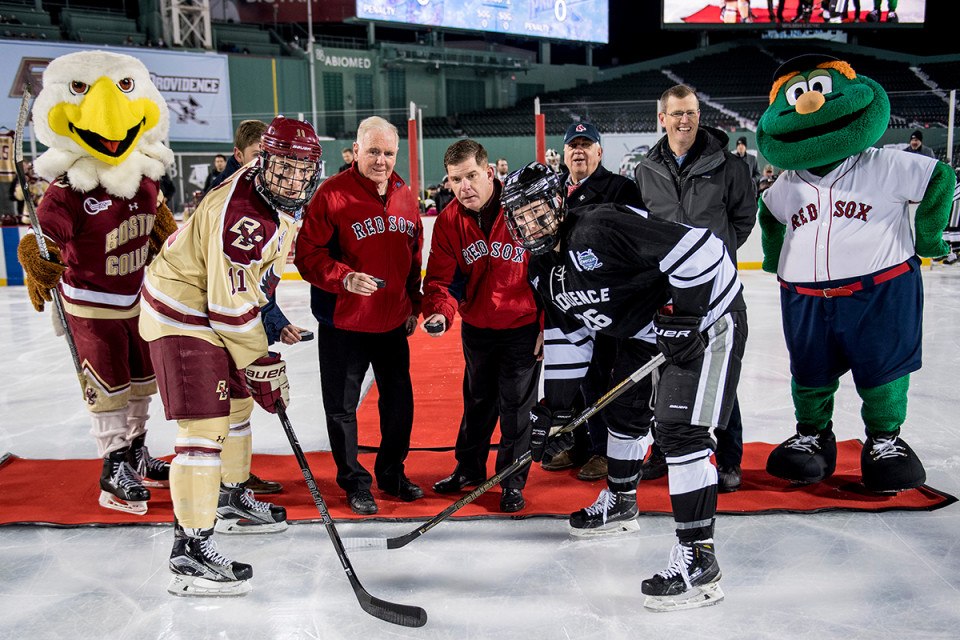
[69,81,89,96]
[117,78,135,93]
[806,71,833,95]
[784,77,810,106]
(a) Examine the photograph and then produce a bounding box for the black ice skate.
[861,429,926,493]
[766,422,837,484]
[641,540,724,612]
[167,524,253,597]
[569,488,639,537]
[215,485,288,534]
[99,447,150,515]
[127,433,170,488]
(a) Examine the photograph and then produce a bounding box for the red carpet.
[0,442,953,527]
[679,1,871,23]
[357,322,503,450]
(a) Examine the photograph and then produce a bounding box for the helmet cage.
[255,116,323,215]
[501,162,565,255]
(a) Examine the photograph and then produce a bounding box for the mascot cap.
[772,54,841,83]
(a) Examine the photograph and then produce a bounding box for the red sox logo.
[792,200,873,230]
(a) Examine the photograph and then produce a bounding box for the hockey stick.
[344,352,667,551]
[275,403,428,628]
[14,84,87,393]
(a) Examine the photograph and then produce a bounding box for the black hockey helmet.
[501,161,564,255]
[256,115,323,215]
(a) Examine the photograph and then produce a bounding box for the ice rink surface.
[1,270,959,639]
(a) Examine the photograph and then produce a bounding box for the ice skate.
[642,540,724,612]
[99,447,150,515]
[127,433,170,488]
[215,485,288,534]
[861,429,926,493]
[569,488,639,537]
[167,525,252,597]
[766,422,837,484]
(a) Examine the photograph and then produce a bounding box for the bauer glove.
[528,401,575,462]
[653,312,706,365]
[244,352,290,413]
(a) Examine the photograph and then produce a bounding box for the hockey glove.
[244,352,290,413]
[653,312,706,365]
[17,235,65,312]
[528,402,575,462]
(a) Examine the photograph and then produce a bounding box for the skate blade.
[99,491,148,516]
[569,517,641,538]
[644,582,724,612]
[214,518,289,535]
[167,574,251,598]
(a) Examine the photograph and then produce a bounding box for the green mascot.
[756,54,955,493]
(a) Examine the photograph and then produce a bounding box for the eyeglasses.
[665,110,699,119]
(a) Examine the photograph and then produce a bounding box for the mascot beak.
[795,91,826,115]
[48,76,161,166]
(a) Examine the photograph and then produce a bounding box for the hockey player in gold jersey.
[140,115,322,597]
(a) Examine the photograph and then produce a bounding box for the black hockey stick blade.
[343,353,667,551]
[275,404,427,627]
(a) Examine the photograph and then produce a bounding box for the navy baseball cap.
[772,54,840,83]
[564,122,601,145]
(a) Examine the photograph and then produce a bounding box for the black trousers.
[453,322,541,490]
[317,324,414,494]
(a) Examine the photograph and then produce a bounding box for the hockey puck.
[299,330,314,342]
[371,277,386,289]
[424,321,444,334]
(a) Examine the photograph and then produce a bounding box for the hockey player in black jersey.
[502,162,747,611]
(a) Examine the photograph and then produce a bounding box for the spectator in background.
[495,158,509,182]
[633,84,756,493]
[202,154,228,194]
[758,163,778,194]
[159,170,176,205]
[544,148,565,175]
[906,129,936,159]
[294,116,424,516]
[540,121,642,482]
[434,174,455,213]
[422,139,541,513]
[734,136,761,187]
[208,120,268,191]
[339,147,355,173]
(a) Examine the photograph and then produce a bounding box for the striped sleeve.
[542,308,595,409]
[659,227,743,330]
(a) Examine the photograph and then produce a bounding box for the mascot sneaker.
[861,429,926,493]
[766,422,837,484]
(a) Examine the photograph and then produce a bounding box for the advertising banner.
[0,42,233,143]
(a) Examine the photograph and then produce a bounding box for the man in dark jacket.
[541,122,643,482]
[634,84,756,492]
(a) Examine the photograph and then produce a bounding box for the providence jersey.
[528,204,744,383]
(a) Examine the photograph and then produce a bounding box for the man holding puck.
[421,139,542,513]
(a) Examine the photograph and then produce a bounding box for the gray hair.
[356,116,399,147]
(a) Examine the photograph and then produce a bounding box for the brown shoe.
[245,472,282,494]
[576,455,608,481]
[542,450,575,471]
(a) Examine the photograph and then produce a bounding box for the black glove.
[528,402,575,462]
[653,312,706,365]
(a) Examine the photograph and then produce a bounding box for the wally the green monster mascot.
[756,54,955,493]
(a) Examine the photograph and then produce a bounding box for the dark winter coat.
[566,164,642,211]
[634,126,756,261]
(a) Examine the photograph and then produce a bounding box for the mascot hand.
[148,200,178,260]
[17,236,65,312]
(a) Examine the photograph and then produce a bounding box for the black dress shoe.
[500,488,525,513]
[432,471,484,494]
[244,472,282,494]
[347,489,378,515]
[380,476,424,502]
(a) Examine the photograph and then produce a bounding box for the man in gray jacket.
[633,84,756,492]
